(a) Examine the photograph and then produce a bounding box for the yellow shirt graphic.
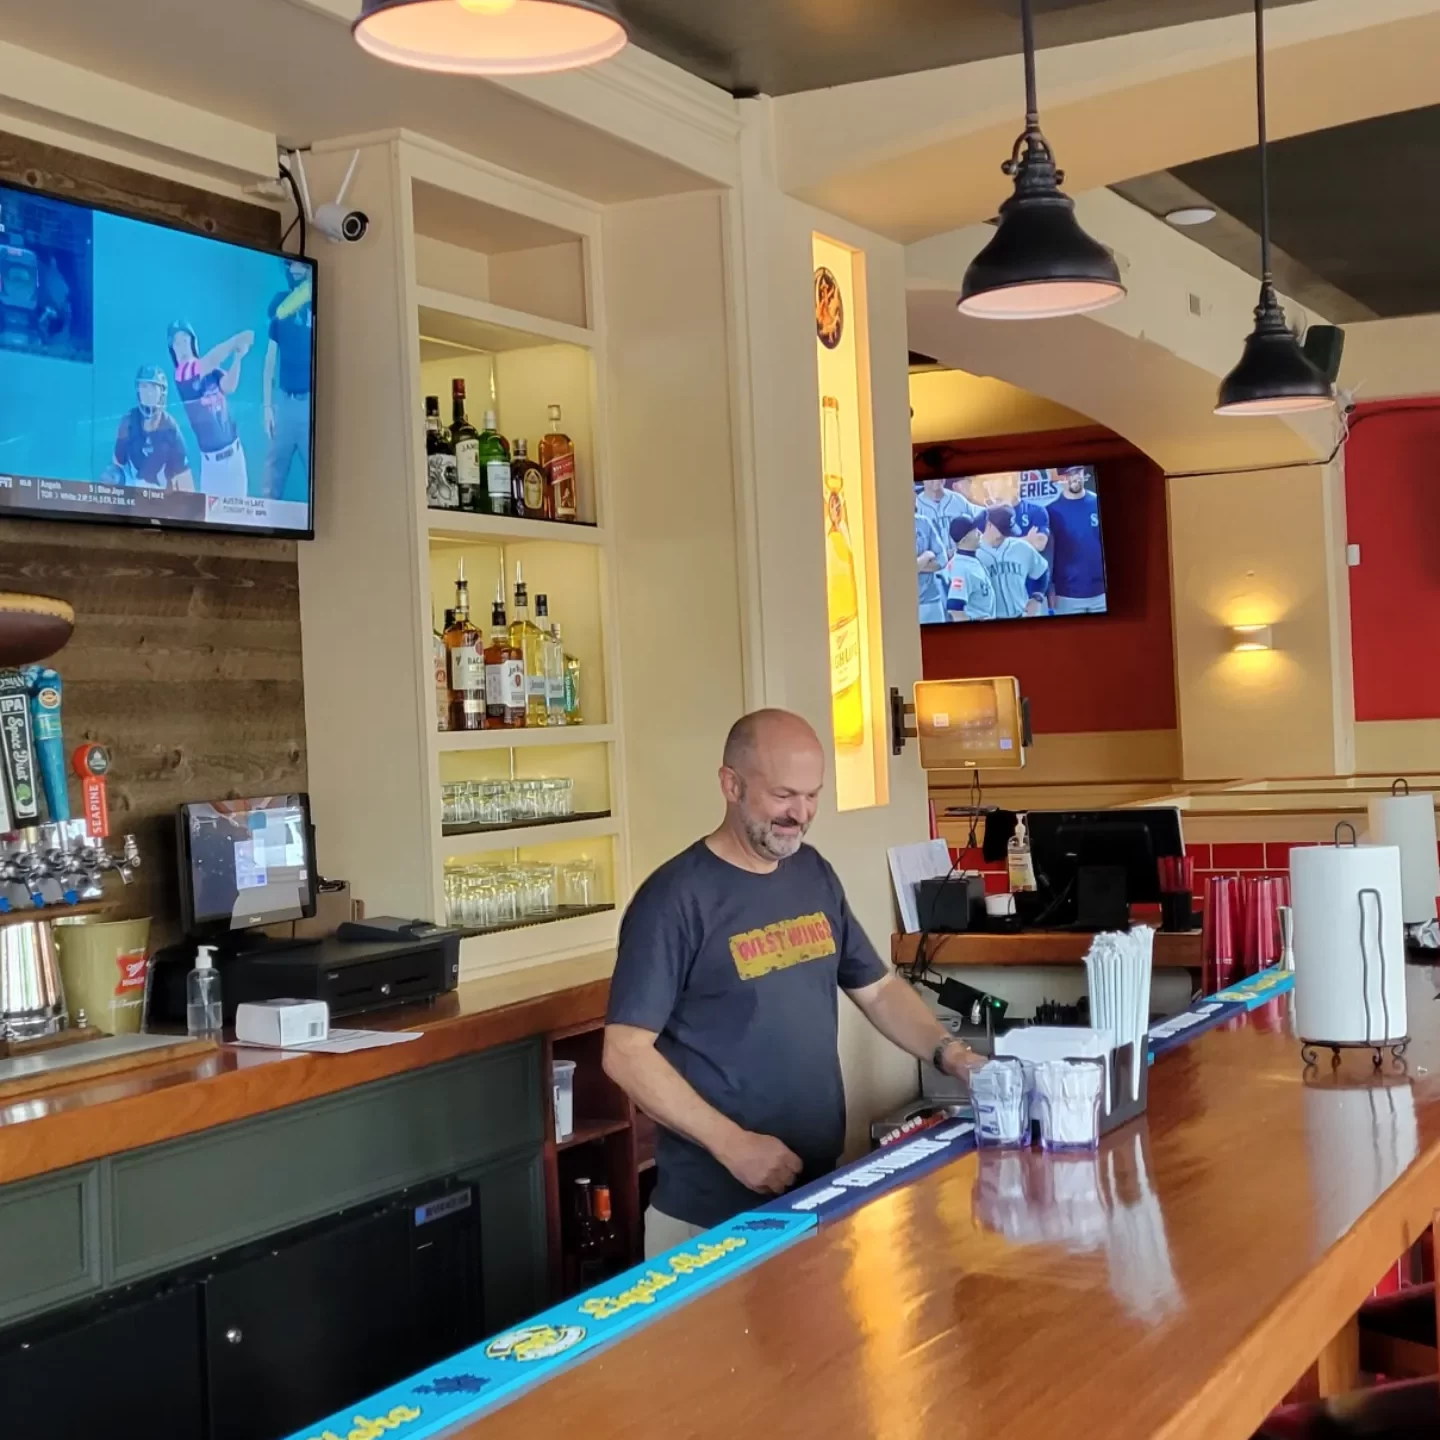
[728,912,837,981]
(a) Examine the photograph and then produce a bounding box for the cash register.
[146,793,460,1025]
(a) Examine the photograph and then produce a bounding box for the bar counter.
[0,952,614,1187]
[451,964,1440,1440]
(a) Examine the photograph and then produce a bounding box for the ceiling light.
[1215,0,1333,417]
[353,0,628,75]
[1165,206,1216,227]
[959,0,1124,321]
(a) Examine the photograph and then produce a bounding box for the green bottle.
[479,410,511,517]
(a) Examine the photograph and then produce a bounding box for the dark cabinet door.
[203,1205,415,1440]
[472,1151,547,1332]
[0,1282,203,1440]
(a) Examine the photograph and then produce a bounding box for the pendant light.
[1214,0,1332,415]
[353,0,628,76]
[958,0,1124,320]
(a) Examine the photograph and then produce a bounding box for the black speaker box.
[1303,324,1345,383]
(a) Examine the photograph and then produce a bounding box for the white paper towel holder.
[1297,822,1411,1073]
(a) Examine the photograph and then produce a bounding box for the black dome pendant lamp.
[959,0,1124,320]
[1215,0,1333,416]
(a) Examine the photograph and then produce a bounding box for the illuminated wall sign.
[814,234,887,812]
[283,1211,815,1440]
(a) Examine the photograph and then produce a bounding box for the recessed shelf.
[416,287,595,352]
[440,814,618,859]
[436,725,616,753]
[556,1117,630,1151]
[442,810,613,839]
[427,510,604,546]
[453,903,615,940]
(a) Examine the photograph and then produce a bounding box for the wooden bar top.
[467,965,1440,1440]
[892,926,1203,968]
[0,952,614,1188]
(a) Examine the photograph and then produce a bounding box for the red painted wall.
[916,426,1176,734]
[1346,400,1440,722]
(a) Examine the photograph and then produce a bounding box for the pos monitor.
[177,793,316,938]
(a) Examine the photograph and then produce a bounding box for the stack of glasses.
[443,858,598,930]
[441,778,575,828]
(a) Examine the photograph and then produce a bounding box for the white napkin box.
[235,998,330,1048]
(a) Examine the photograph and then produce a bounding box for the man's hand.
[938,1038,986,1086]
[717,1129,803,1195]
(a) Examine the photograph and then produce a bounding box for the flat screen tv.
[0,179,315,537]
[915,465,1107,626]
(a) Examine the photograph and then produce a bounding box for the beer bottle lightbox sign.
[813,233,886,811]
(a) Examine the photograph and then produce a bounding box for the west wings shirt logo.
[728,912,837,980]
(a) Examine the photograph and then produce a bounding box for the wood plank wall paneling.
[0,132,301,946]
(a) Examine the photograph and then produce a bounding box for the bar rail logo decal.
[284,1212,815,1440]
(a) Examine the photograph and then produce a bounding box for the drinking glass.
[561,859,595,908]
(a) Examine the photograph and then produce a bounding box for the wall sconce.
[1230,624,1274,652]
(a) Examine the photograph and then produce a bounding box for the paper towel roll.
[1367,793,1440,925]
[1291,844,1407,1046]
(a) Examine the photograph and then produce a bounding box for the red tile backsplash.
[1185,843,1212,868]
[1211,843,1266,870]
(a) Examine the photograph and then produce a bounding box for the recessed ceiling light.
[1165,206,1217,227]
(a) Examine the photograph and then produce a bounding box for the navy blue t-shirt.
[1047,491,1106,599]
[607,840,888,1226]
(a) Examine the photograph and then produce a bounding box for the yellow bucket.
[53,917,152,1034]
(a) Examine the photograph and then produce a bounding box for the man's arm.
[845,972,985,1081]
[603,1024,802,1195]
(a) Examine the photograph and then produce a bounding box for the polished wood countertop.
[0,952,615,1188]
[469,965,1440,1440]
[892,926,1203,968]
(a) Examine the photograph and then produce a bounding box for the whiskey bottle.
[483,582,524,728]
[511,566,548,727]
[821,395,864,749]
[451,380,482,513]
[424,396,457,510]
[443,562,485,732]
[479,409,511,517]
[512,438,546,521]
[538,403,577,522]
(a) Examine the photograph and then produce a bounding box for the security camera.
[314,203,369,243]
[289,148,369,245]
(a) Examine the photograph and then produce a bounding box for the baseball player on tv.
[168,320,253,497]
[943,513,996,622]
[1048,466,1107,614]
[978,505,1049,619]
[1011,500,1053,616]
[105,365,193,490]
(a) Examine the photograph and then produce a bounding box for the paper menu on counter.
[233,1028,423,1055]
[888,838,956,934]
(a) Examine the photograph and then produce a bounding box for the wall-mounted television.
[915,465,1107,626]
[0,179,315,538]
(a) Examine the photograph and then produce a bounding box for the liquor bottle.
[451,380,482,513]
[541,611,567,726]
[591,1184,622,1274]
[511,566,547,726]
[562,639,583,726]
[538,403,577,522]
[424,395,458,510]
[821,395,864,749]
[574,1178,604,1289]
[512,438,546,521]
[443,563,485,732]
[479,409,511,517]
[433,607,449,732]
[483,581,525,729]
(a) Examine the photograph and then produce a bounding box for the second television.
[915,464,1107,626]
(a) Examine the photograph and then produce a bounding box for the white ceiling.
[0,0,714,202]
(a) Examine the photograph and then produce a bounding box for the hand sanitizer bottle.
[187,945,223,1038]
[1007,815,1038,894]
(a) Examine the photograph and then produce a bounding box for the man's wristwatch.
[933,1037,965,1072]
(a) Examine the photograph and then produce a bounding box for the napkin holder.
[1100,1040,1149,1136]
[996,1026,1149,1140]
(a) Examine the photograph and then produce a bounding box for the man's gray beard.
[742,810,805,861]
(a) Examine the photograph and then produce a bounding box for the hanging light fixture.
[353,0,628,76]
[1215,0,1332,415]
[959,0,1124,320]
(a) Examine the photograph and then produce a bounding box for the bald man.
[605,708,983,1255]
